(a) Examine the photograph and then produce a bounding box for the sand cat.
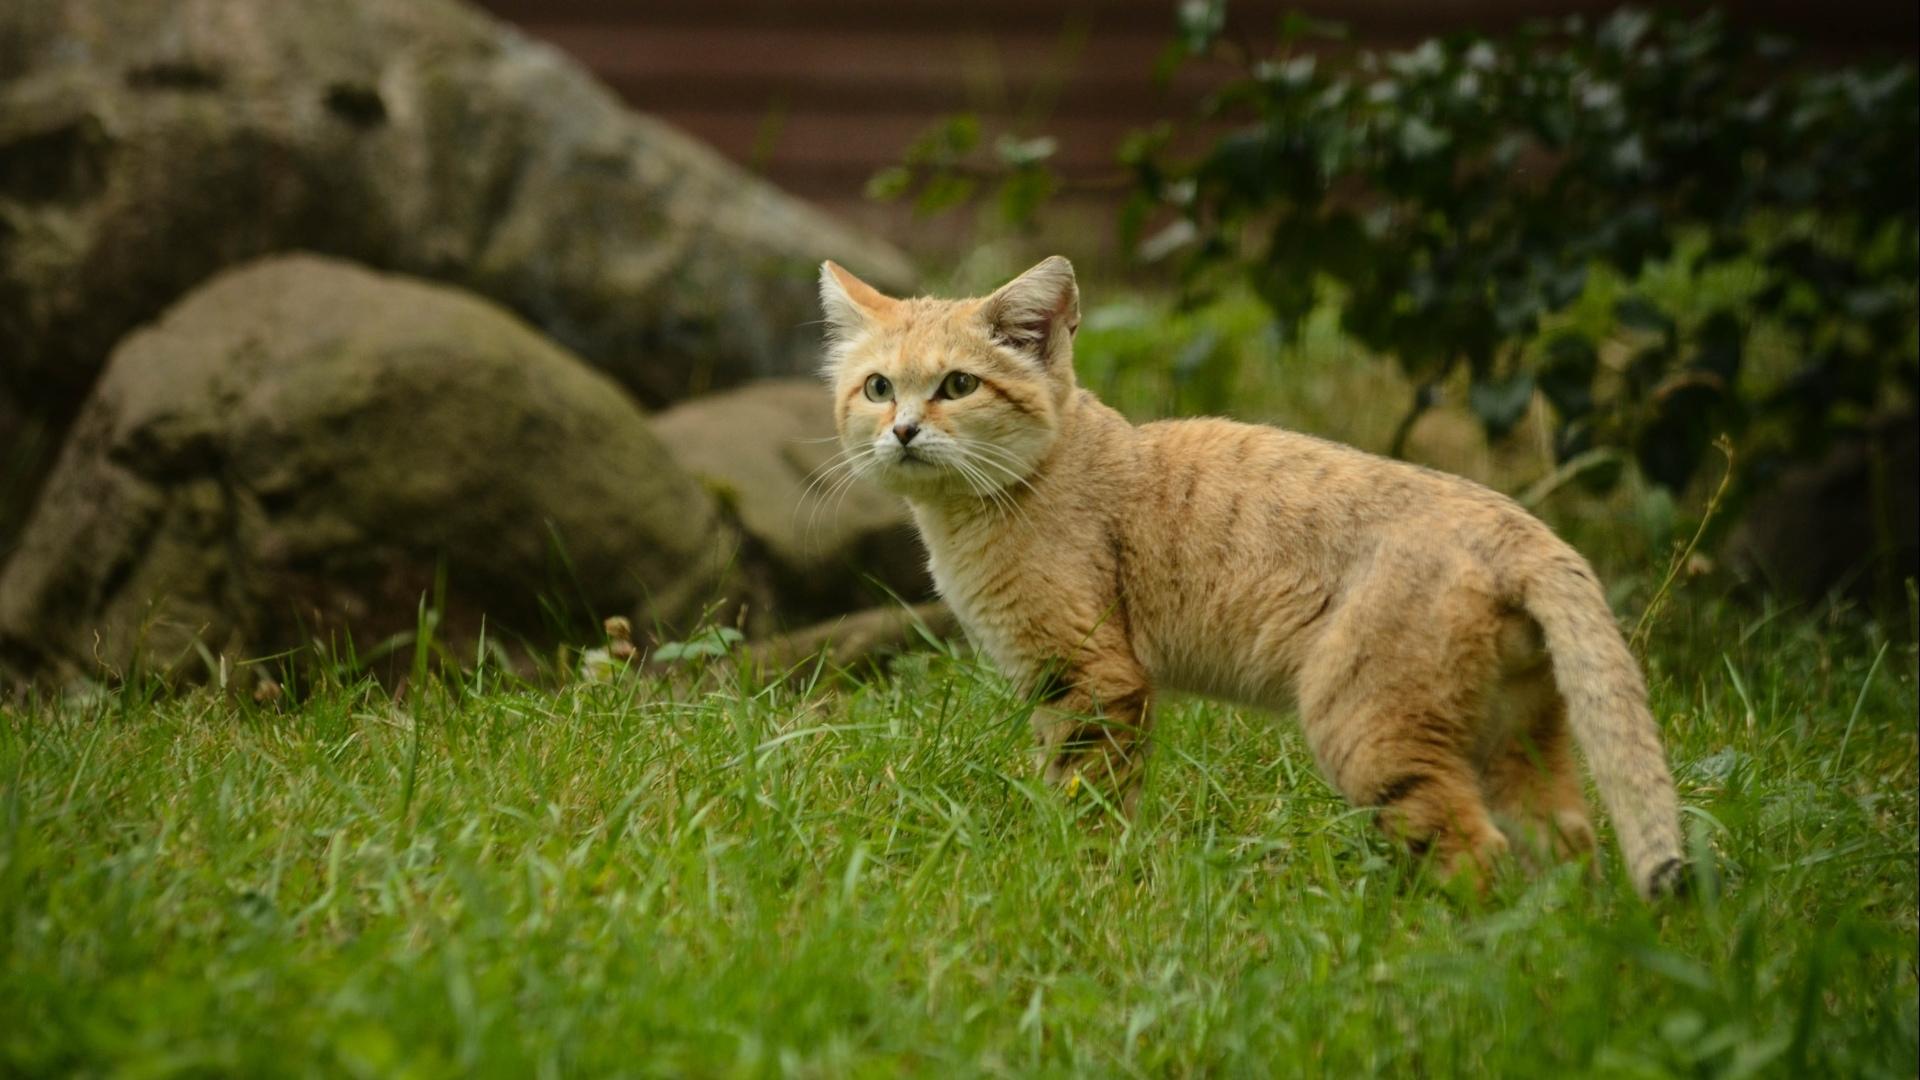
[818,256,1685,899]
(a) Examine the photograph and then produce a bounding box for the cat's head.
[817,256,1080,500]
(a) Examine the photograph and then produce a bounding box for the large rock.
[0,0,913,558]
[1723,412,1918,609]
[0,255,742,682]
[652,379,930,624]
[0,385,50,562]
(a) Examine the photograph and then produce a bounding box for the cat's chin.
[866,459,953,498]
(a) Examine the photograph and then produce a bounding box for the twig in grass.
[1630,435,1736,656]
[728,602,959,681]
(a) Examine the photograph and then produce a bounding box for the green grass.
[1,598,1914,1077]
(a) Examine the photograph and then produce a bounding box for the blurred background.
[474,0,1919,247]
[1,0,1914,687]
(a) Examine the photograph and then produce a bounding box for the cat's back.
[1119,414,1423,603]
[1129,413,1527,524]
[1128,414,1485,527]
[1114,413,1547,698]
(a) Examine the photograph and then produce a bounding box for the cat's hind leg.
[1308,699,1511,888]
[1480,665,1597,866]
[1295,555,1512,889]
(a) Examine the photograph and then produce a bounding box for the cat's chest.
[913,512,1048,675]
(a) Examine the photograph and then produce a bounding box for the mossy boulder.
[0,256,743,682]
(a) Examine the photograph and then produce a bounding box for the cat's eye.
[937,371,979,400]
[863,373,893,402]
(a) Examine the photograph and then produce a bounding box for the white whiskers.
[951,438,1037,534]
[795,443,883,548]
[795,433,1039,544]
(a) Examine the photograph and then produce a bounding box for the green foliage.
[0,604,1914,1074]
[877,8,1919,492]
[649,625,745,663]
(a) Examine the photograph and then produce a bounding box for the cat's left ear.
[983,256,1079,372]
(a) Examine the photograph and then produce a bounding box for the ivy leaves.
[873,7,1918,492]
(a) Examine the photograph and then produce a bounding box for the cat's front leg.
[1030,656,1155,817]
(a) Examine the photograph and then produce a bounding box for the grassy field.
[2,599,1914,1076]
[2,291,1916,1076]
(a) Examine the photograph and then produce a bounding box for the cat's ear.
[819,261,895,342]
[819,262,897,379]
[983,255,1079,370]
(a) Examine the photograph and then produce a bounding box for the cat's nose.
[892,422,920,445]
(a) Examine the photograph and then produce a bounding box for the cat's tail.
[1520,555,1686,900]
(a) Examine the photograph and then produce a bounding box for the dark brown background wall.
[476,1,1919,248]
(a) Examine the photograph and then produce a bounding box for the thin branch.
[1518,448,1624,510]
[1630,435,1738,655]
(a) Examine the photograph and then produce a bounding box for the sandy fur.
[818,257,1686,899]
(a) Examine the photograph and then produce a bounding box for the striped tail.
[1522,557,1686,899]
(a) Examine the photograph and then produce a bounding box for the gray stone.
[0,255,742,682]
[0,0,913,561]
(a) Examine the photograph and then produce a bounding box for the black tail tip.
[1644,856,1689,901]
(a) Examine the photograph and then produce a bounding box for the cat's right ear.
[819,261,895,344]
[819,261,895,380]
